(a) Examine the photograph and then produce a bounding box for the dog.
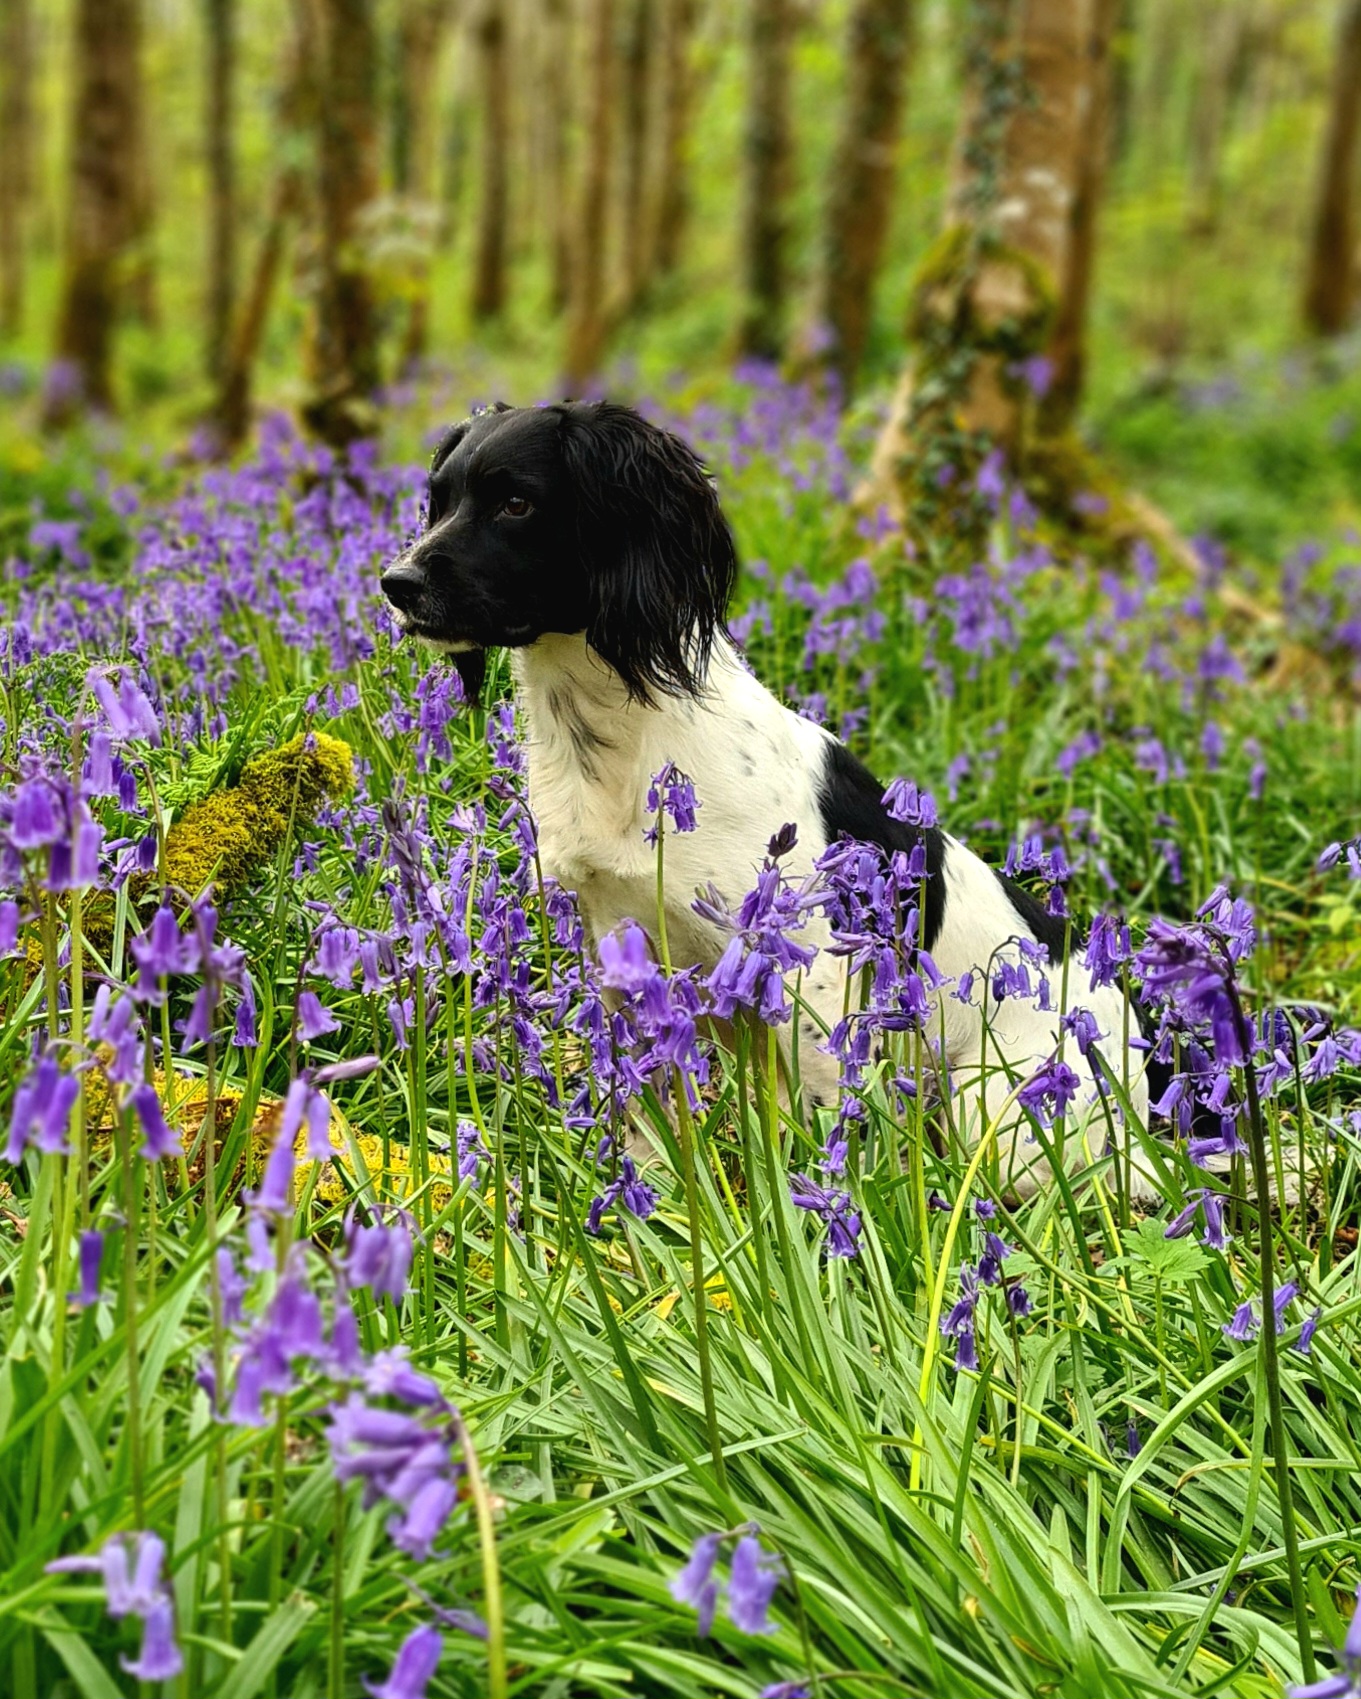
[381,400,1159,1198]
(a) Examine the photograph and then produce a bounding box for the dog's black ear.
[558,402,738,704]
[429,420,469,477]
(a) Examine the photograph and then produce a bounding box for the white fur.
[512,631,1158,1199]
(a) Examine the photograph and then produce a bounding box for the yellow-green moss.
[155,730,354,903]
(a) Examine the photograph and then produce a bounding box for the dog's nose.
[381,559,426,613]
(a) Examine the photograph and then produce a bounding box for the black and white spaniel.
[381,400,1156,1197]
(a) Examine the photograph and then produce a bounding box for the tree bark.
[304,0,382,444]
[654,0,698,276]
[1303,0,1361,337]
[0,0,33,336]
[619,0,655,310]
[868,0,1113,514]
[563,0,615,388]
[738,0,794,361]
[814,0,913,398]
[1040,0,1118,434]
[394,0,451,365]
[471,0,509,320]
[45,0,144,423]
[542,0,573,313]
[204,0,236,381]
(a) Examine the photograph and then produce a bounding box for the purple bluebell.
[645,762,701,838]
[789,1172,861,1258]
[728,1532,782,1635]
[296,988,340,1042]
[363,1624,443,1699]
[130,1082,179,1161]
[882,778,937,828]
[5,1056,80,1162]
[670,1533,722,1637]
[1294,1308,1322,1357]
[1017,1058,1082,1126]
[46,1531,174,1629]
[344,1210,416,1303]
[1224,1301,1259,1343]
[71,1229,105,1307]
[120,1595,184,1681]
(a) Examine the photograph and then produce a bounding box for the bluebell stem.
[1286,1582,1361,1696]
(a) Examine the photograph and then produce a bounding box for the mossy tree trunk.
[737,0,794,362]
[563,0,614,388]
[1040,0,1118,435]
[0,0,34,336]
[814,0,913,399]
[1303,0,1361,337]
[868,0,1113,519]
[304,0,382,444]
[471,0,508,321]
[44,0,145,424]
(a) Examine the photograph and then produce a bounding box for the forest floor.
[1,362,1360,1698]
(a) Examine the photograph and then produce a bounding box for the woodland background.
[0,0,1360,556]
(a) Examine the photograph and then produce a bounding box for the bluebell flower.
[71,1229,105,1308]
[363,1624,443,1699]
[1294,1308,1322,1357]
[5,1056,80,1162]
[670,1533,721,1636]
[344,1210,415,1303]
[728,1532,782,1635]
[130,1082,179,1160]
[882,778,937,828]
[121,1595,184,1681]
[789,1172,861,1258]
[645,762,701,839]
[1224,1301,1259,1343]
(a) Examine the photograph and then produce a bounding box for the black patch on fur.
[453,650,487,706]
[992,871,1075,964]
[815,741,946,952]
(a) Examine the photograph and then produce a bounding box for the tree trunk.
[563,0,615,388]
[1303,0,1361,337]
[0,0,33,336]
[619,0,654,310]
[304,0,382,445]
[217,169,305,449]
[471,0,509,320]
[738,0,793,361]
[215,16,312,449]
[814,0,913,398]
[1040,0,1118,434]
[1184,0,1250,237]
[204,0,236,381]
[868,0,1113,515]
[543,0,573,313]
[395,0,451,366]
[45,0,144,423]
[654,0,698,276]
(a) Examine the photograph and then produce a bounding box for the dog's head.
[380,401,738,705]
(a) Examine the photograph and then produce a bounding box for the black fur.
[816,741,947,953]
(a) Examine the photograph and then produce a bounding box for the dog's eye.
[499,495,533,519]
